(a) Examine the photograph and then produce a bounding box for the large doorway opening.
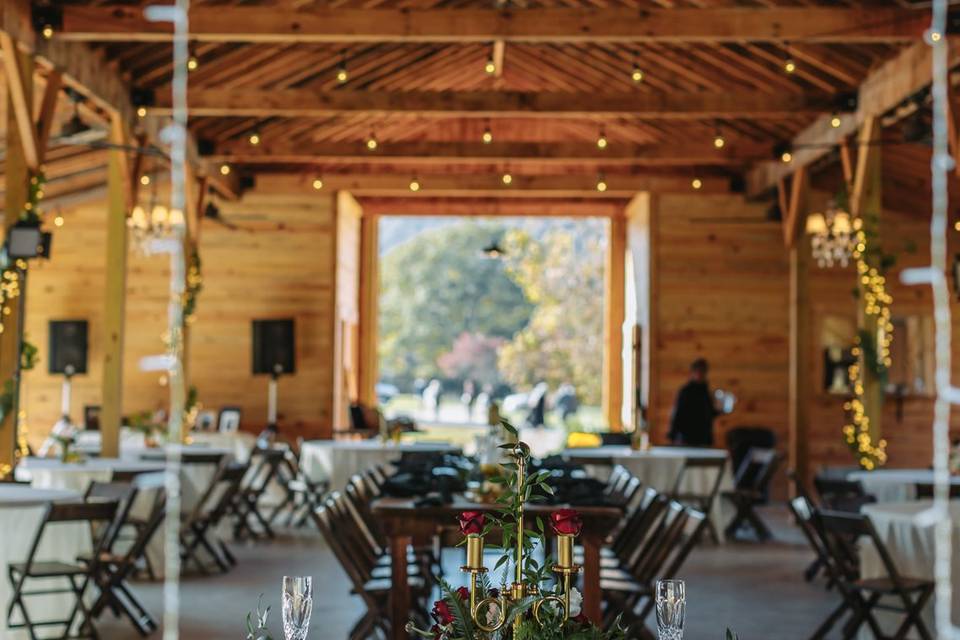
[376,216,609,434]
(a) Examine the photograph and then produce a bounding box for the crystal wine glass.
[282,576,313,640]
[655,579,685,640]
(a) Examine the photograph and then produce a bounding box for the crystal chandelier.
[806,201,853,268]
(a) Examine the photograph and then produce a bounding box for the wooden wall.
[646,193,792,453]
[22,187,345,445]
[641,191,960,479]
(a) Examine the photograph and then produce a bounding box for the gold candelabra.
[460,448,581,636]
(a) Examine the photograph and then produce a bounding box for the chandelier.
[128,174,185,253]
[806,201,853,268]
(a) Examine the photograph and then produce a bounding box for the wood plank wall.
[22,188,342,444]
[648,194,792,455]
[646,192,960,481]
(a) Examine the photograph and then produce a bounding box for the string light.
[312,177,324,190]
[784,58,797,74]
[841,216,892,469]
[366,132,378,150]
[596,174,608,192]
[187,55,199,71]
[485,55,497,75]
[781,151,793,163]
[41,24,53,39]
[140,175,151,186]
[54,215,64,227]
[409,177,421,192]
[248,130,261,146]
[337,49,349,84]
[597,129,608,149]
[502,173,513,185]
[830,113,842,129]
[137,106,148,118]
[631,58,644,83]
[713,129,725,149]
[691,178,703,190]
[219,164,231,176]
[482,123,493,144]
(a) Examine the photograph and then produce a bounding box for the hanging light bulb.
[713,129,725,149]
[409,176,421,192]
[596,174,608,192]
[53,215,64,227]
[485,55,497,75]
[692,178,703,190]
[830,112,842,129]
[781,150,793,163]
[502,172,513,185]
[366,132,378,150]
[136,106,147,118]
[631,61,644,83]
[482,123,493,144]
[597,129,608,149]
[337,50,349,84]
[219,164,231,176]
[140,175,151,186]
[313,177,324,190]
[187,54,199,71]
[784,57,797,74]
[41,24,54,39]
[249,130,261,145]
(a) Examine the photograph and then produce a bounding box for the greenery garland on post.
[183,248,202,323]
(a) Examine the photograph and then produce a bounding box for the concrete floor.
[95,506,841,640]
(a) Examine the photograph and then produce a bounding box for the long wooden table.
[371,496,623,640]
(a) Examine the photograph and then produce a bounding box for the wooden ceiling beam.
[55,7,929,43]
[210,139,769,165]
[152,89,838,118]
[746,39,960,196]
[252,172,727,196]
[359,197,629,217]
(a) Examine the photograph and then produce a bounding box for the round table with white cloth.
[860,501,960,638]
[300,440,460,490]
[562,446,734,541]
[188,430,257,461]
[0,486,89,639]
[848,469,960,503]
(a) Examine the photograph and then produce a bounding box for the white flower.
[486,601,500,627]
[568,588,582,618]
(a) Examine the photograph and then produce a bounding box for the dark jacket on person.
[668,380,716,447]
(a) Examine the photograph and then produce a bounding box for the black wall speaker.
[252,319,295,375]
[49,320,88,375]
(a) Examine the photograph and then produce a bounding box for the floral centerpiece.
[407,420,625,640]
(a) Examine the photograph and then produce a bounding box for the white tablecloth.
[860,501,960,637]
[188,430,257,462]
[0,486,89,639]
[848,469,960,503]
[563,446,734,540]
[14,457,165,493]
[300,440,460,490]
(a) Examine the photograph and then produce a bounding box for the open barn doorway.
[370,214,612,446]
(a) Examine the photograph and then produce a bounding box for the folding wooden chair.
[813,475,875,512]
[180,461,248,574]
[788,470,829,583]
[668,456,726,543]
[233,446,286,540]
[722,447,782,541]
[7,500,119,640]
[83,481,139,558]
[311,495,428,640]
[269,443,328,528]
[819,510,934,640]
[88,488,166,636]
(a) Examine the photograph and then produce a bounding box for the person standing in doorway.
[667,358,717,447]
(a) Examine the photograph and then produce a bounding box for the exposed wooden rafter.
[55,7,928,44]
[211,139,769,166]
[153,89,838,118]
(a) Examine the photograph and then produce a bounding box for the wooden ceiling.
[1,1,951,210]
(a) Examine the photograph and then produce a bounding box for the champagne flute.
[655,579,685,640]
[282,576,313,640]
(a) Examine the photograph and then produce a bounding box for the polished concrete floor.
[96,506,840,639]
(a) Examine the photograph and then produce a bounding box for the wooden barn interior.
[1,1,960,639]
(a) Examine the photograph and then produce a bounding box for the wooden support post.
[603,215,626,431]
[358,212,379,408]
[789,226,812,487]
[0,32,39,171]
[849,116,884,451]
[0,45,33,474]
[100,116,129,458]
[35,70,62,166]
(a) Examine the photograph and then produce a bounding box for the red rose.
[550,509,583,536]
[455,586,470,601]
[432,599,454,625]
[458,511,486,535]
